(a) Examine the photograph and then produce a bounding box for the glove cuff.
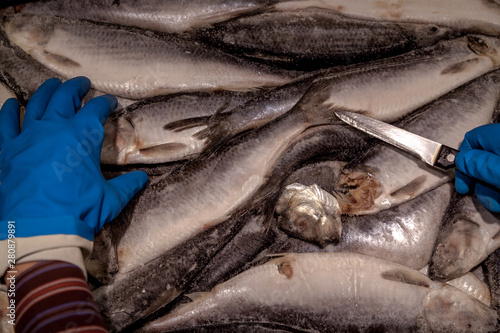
[0,216,94,240]
[0,234,92,278]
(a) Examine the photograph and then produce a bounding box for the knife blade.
[334,110,458,171]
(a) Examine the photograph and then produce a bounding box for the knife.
[334,110,458,171]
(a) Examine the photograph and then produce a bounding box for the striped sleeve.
[11,261,108,333]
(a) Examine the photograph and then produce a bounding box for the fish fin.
[139,143,188,156]
[185,291,210,302]
[44,51,81,68]
[265,253,288,258]
[163,116,211,132]
[441,58,480,75]
[381,269,432,288]
[492,229,500,241]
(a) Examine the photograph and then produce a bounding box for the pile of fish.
[1,0,500,332]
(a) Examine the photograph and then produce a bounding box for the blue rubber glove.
[0,77,148,241]
[455,123,500,213]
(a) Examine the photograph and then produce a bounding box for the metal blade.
[335,110,442,166]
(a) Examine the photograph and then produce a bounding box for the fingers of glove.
[76,94,117,126]
[0,98,21,146]
[459,124,500,155]
[475,182,500,213]
[455,149,500,190]
[43,76,91,120]
[455,169,474,194]
[23,78,61,128]
[100,171,149,226]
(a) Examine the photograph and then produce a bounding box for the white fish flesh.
[1,14,299,99]
[430,194,500,281]
[274,0,500,36]
[143,252,498,333]
[13,0,271,34]
[335,70,500,216]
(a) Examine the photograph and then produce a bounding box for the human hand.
[0,77,148,240]
[455,123,500,212]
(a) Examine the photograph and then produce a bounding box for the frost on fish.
[308,35,500,123]
[193,7,460,70]
[273,0,500,36]
[333,70,500,216]
[101,91,260,165]
[143,252,498,333]
[275,183,342,247]
[14,0,271,34]
[430,194,500,282]
[1,14,299,99]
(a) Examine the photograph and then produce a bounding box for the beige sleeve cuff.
[0,234,93,277]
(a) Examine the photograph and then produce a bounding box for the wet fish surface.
[143,252,498,333]
[11,0,272,34]
[334,70,500,216]
[274,0,500,36]
[430,194,500,281]
[193,7,460,70]
[1,14,299,99]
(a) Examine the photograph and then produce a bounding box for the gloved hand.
[455,123,500,212]
[0,77,148,241]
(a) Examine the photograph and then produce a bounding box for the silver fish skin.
[93,124,369,331]
[167,75,316,154]
[194,7,460,70]
[265,166,451,270]
[334,70,500,216]
[1,14,299,99]
[100,90,260,165]
[302,35,500,123]
[274,0,500,36]
[430,194,500,282]
[339,183,452,270]
[275,183,342,247]
[143,252,498,333]
[113,94,339,274]
[13,0,271,34]
[0,28,134,109]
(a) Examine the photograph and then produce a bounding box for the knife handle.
[435,146,458,170]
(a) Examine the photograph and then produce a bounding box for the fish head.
[467,35,500,67]
[403,23,462,48]
[1,14,54,51]
[276,183,342,246]
[423,285,498,333]
[429,218,489,281]
[101,116,138,165]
